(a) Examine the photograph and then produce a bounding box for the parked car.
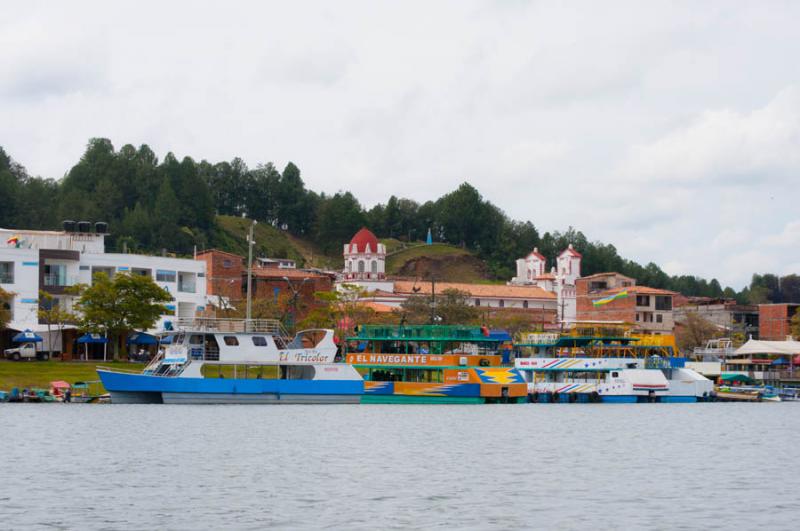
[3,342,49,361]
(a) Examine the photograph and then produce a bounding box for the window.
[636,295,650,307]
[178,272,196,293]
[156,270,176,282]
[131,268,151,277]
[656,314,663,323]
[589,281,608,292]
[523,300,529,309]
[223,336,239,346]
[0,262,14,284]
[222,259,233,268]
[44,264,68,286]
[499,299,505,308]
[252,336,268,347]
[358,261,365,273]
[371,260,377,273]
[189,334,204,345]
[475,299,480,307]
[655,296,672,311]
[636,313,640,321]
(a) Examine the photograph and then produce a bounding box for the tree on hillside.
[675,312,721,353]
[74,272,172,360]
[0,286,14,329]
[313,192,366,255]
[791,308,800,340]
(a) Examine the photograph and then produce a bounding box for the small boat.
[715,385,781,402]
[97,318,363,404]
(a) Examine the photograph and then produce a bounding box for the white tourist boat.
[97,318,363,404]
[515,356,713,403]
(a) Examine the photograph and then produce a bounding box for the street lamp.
[245,220,257,325]
[283,276,311,330]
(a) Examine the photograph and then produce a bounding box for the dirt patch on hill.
[393,255,492,283]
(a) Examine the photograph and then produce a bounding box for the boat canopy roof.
[348,324,498,342]
[515,336,640,348]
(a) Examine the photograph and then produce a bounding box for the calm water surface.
[1,403,798,530]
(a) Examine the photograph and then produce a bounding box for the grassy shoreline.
[0,361,145,392]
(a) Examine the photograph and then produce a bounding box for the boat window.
[223,336,239,346]
[611,371,619,378]
[405,368,443,383]
[370,368,404,381]
[252,336,268,347]
[189,334,204,345]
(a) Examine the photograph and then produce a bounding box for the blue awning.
[127,332,158,345]
[12,329,43,343]
[488,330,513,342]
[77,333,109,344]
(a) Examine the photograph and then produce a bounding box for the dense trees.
[1,139,798,303]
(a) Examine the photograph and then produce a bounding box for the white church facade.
[340,227,394,292]
[509,244,582,324]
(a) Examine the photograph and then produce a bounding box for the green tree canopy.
[74,273,172,359]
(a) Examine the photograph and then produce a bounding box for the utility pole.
[430,275,436,324]
[246,220,257,325]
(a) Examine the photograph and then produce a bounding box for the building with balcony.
[1,225,207,353]
[674,298,759,338]
[575,272,677,334]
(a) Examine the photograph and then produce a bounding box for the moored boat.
[97,318,363,404]
[345,325,527,404]
[514,329,714,403]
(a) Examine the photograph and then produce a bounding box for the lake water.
[1,403,798,530]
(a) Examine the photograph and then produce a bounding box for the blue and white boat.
[97,319,363,404]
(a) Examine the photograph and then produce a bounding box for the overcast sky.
[2,1,799,289]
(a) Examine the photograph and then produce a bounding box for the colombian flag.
[592,290,628,307]
[6,235,20,247]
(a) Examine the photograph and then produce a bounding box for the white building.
[510,244,582,324]
[340,227,393,292]
[1,225,207,350]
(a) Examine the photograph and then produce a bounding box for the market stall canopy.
[719,373,756,384]
[12,329,43,343]
[49,381,70,389]
[127,332,158,346]
[732,339,800,357]
[77,333,109,344]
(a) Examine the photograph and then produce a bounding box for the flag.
[6,235,20,247]
[592,290,628,307]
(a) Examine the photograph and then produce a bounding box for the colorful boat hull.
[98,369,363,404]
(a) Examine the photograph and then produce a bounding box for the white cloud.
[2,0,800,289]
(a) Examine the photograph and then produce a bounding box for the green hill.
[385,243,495,283]
[213,216,340,268]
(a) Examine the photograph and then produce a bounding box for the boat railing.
[174,317,289,337]
[96,365,143,375]
[143,350,165,374]
[692,347,735,361]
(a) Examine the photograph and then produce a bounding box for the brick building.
[196,249,243,301]
[758,303,800,340]
[576,272,677,334]
[198,249,335,321]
